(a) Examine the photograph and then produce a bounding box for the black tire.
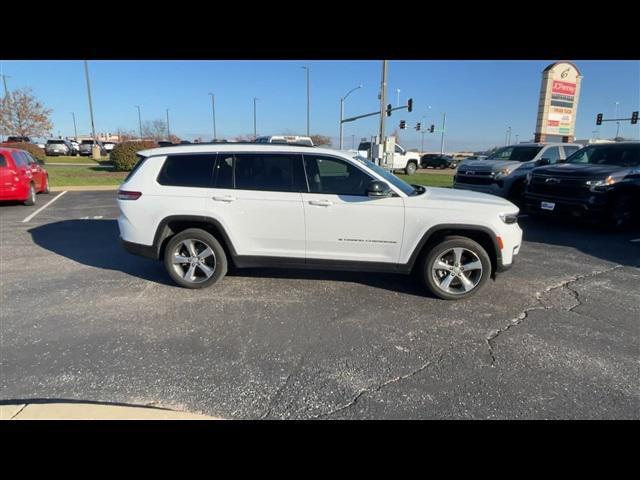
[42,176,50,194]
[404,161,417,175]
[605,194,635,231]
[24,183,36,206]
[419,235,492,300]
[163,228,228,289]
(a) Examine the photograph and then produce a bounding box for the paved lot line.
[21,191,67,223]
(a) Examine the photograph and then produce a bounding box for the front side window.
[213,155,234,188]
[543,146,561,163]
[157,154,216,187]
[234,153,305,192]
[304,155,372,196]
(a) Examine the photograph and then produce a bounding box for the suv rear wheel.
[163,228,228,289]
[419,236,491,300]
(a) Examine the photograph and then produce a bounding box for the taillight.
[118,190,142,200]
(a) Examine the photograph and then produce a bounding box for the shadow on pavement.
[28,219,173,286]
[520,216,640,267]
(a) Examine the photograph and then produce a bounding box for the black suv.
[420,154,457,169]
[524,142,640,228]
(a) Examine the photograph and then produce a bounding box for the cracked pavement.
[1,191,639,419]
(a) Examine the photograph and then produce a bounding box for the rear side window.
[543,146,561,163]
[157,154,216,187]
[0,153,7,167]
[12,151,28,167]
[233,153,306,192]
[213,155,234,188]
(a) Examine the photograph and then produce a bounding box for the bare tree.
[0,87,53,137]
[116,128,138,142]
[310,134,331,146]
[141,119,168,141]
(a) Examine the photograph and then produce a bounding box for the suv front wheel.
[419,236,491,300]
[164,228,228,289]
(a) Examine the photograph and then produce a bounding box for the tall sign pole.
[378,60,389,165]
[83,61,97,146]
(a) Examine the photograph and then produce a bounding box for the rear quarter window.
[157,154,217,188]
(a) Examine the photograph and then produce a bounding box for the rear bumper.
[121,239,158,260]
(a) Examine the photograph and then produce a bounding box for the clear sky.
[1,60,638,151]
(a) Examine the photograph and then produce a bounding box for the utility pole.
[440,112,446,155]
[302,66,310,136]
[253,97,258,139]
[166,108,171,139]
[135,105,142,139]
[378,60,389,165]
[615,101,621,138]
[71,112,78,140]
[83,61,98,158]
[208,93,217,141]
[351,134,355,149]
[339,84,362,150]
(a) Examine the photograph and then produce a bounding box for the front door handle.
[308,199,333,207]
[212,195,236,202]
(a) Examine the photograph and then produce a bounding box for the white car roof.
[138,143,342,158]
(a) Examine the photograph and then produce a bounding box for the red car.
[0,147,50,205]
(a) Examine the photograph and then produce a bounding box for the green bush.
[0,142,46,162]
[110,141,158,171]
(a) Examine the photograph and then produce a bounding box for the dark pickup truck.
[524,142,640,229]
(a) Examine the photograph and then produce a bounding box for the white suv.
[117,144,522,300]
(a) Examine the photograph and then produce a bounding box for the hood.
[533,162,626,178]
[458,159,529,172]
[418,186,518,211]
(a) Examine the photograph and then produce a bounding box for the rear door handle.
[308,199,333,207]
[212,195,236,202]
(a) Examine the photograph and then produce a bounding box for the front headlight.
[585,176,616,187]
[499,213,518,224]
[495,167,513,179]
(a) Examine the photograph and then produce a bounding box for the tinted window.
[0,153,7,167]
[563,146,580,157]
[487,146,543,162]
[567,145,640,167]
[13,151,28,167]
[234,153,304,192]
[47,140,66,144]
[543,146,561,163]
[304,155,372,196]
[157,154,216,187]
[214,155,234,188]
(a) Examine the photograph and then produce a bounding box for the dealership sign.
[535,62,582,139]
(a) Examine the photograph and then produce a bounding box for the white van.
[255,136,314,147]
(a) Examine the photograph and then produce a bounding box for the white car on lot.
[117,144,522,299]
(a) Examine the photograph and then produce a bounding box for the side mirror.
[366,180,392,198]
[537,158,550,166]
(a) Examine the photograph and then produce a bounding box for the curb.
[0,402,221,420]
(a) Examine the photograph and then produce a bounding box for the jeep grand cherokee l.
[117,144,522,300]
[524,142,640,229]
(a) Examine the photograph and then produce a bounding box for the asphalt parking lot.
[1,190,639,419]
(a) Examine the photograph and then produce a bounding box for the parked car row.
[453,142,640,229]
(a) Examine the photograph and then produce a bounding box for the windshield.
[486,146,543,162]
[353,155,417,196]
[81,140,94,144]
[566,144,640,167]
[47,140,66,144]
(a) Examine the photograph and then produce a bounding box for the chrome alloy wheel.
[431,247,483,295]
[170,239,217,284]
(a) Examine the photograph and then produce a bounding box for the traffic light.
[596,113,603,125]
[429,124,435,133]
[407,98,413,112]
[399,120,406,129]
[386,104,392,117]
[416,122,421,131]
[632,111,638,125]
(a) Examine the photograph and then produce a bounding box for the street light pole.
[253,97,258,139]
[339,84,362,150]
[302,66,310,136]
[440,112,447,155]
[135,105,142,139]
[615,101,621,138]
[396,88,401,107]
[507,126,512,145]
[71,112,78,140]
[166,108,171,139]
[83,61,98,158]
[208,93,217,141]
[378,60,389,166]
[352,135,355,149]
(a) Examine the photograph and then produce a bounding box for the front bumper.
[524,192,608,220]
